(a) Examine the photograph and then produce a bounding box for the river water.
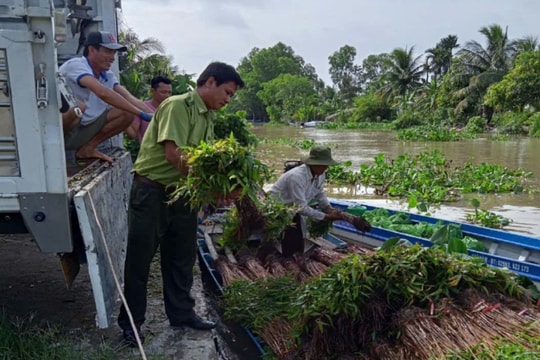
[250,125,540,237]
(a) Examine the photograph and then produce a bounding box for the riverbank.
[0,234,236,359]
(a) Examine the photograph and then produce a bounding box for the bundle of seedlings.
[379,295,540,360]
[290,253,329,278]
[263,253,288,277]
[222,276,299,357]
[213,257,254,286]
[241,255,273,278]
[342,243,374,256]
[308,246,348,266]
[171,135,272,241]
[223,244,538,359]
[282,257,311,283]
[220,195,298,250]
[286,244,538,360]
[306,218,333,238]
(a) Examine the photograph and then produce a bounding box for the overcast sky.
[121,0,540,85]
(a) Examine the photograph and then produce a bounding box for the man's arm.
[114,85,154,112]
[78,75,149,116]
[164,140,189,176]
[125,117,139,140]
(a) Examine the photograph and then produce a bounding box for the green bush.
[464,116,487,133]
[351,92,393,122]
[393,109,424,129]
[495,111,529,135]
[528,112,540,137]
[214,110,258,147]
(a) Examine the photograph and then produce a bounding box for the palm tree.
[515,35,539,54]
[380,46,424,100]
[120,54,176,98]
[425,35,459,80]
[118,29,176,98]
[452,24,516,119]
[118,30,165,70]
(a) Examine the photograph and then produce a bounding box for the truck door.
[0,4,72,252]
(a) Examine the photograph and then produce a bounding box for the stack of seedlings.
[173,135,299,248]
[172,135,539,358]
[221,244,540,360]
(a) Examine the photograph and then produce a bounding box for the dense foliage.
[214,110,258,147]
[222,245,538,359]
[172,135,271,209]
[323,149,533,204]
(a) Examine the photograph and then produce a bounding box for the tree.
[118,29,176,99]
[485,50,540,111]
[452,24,516,119]
[425,35,459,80]
[380,46,424,99]
[227,43,322,121]
[257,74,317,123]
[359,53,392,92]
[328,45,362,105]
[515,35,539,55]
[351,92,393,123]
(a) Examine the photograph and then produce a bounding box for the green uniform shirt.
[134,91,215,187]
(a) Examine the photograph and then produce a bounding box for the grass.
[0,311,134,360]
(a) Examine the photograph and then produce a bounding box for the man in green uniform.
[118,62,245,346]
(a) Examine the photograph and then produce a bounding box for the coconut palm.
[118,30,165,70]
[379,46,424,100]
[425,35,459,80]
[118,30,177,98]
[515,35,539,54]
[120,54,176,98]
[451,24,516,118]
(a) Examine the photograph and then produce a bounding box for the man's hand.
[324,208,344,221]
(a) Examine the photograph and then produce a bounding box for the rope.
[87,191,148,360]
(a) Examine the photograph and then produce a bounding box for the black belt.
[134,173,166,191]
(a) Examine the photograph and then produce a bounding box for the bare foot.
[76,148,113,163]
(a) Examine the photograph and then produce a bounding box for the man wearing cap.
[268,145,358,255]
[59,31,154,162]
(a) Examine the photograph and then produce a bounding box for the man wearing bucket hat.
[59,31,154,163]
[268,145,371,256]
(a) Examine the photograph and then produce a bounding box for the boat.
[328,199,540,287]
[300,120,325,128]
[196,200,540,358]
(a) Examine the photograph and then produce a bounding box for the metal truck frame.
[0,0,131,328]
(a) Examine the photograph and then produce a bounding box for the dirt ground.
[0,234,257,359]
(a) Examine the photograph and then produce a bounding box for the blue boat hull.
[329,199,540,286]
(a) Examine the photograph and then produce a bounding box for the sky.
[121,0,540,85]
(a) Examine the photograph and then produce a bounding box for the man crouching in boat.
[268,145,371,256]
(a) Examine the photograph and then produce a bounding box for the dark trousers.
[281,213,304,256]
[118,178,198,330]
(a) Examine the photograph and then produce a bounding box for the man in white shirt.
[59,31,153,162]
[268,145,350,255]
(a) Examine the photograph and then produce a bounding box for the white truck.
[0,0,131,328]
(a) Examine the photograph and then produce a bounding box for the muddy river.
[251,125,540,237]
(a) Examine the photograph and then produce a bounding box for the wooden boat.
[328,199,540,287]
[196,200,540,358]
